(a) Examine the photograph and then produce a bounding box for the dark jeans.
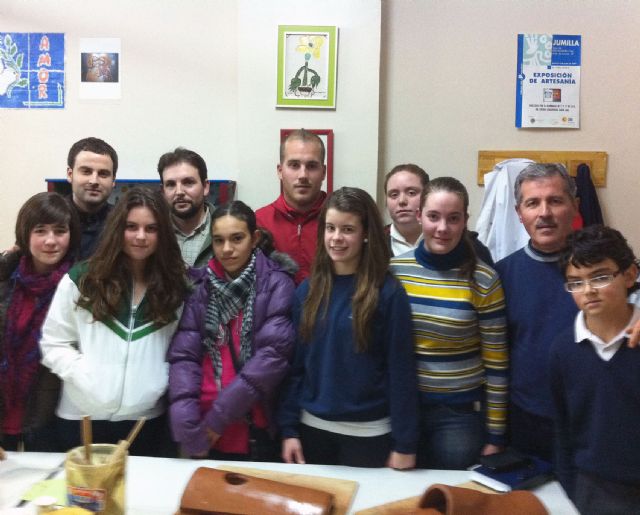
[199,450,252,461]
[1,419,61,452]
[56,414,175,457]
[417,402,484,470]
[574,471,640,515]
[299,423,391,468]
[509,403,554,462]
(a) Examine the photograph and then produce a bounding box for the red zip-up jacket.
[256,192,327,284]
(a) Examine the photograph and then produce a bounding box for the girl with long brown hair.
[40,187,188,455]
[279,187,418,468]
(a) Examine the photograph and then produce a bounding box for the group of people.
[1,130,639,513]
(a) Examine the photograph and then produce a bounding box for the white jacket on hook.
[475,158,533,262]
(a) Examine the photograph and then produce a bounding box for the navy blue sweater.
[278,273,419,454]
[550,325,640,497]
[496,243,577,418]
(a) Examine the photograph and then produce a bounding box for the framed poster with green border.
[277,25,338,109]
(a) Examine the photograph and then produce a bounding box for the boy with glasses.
[550,225,640,514]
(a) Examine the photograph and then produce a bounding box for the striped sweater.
[390,245,508,443]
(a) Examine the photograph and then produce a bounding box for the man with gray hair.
[495,163,586,461]
[496,163,640,461]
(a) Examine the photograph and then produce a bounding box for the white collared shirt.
[389,224,423,257]
[574,305,640,361]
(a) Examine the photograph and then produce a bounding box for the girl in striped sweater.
[390,177,508,469]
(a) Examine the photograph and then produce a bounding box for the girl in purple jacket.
[168,201,296,459]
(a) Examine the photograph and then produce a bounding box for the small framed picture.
[280,129,334,193]
[79,38,121,99]
[277,25,338,109]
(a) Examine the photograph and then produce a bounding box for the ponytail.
[256,227,276,256]
[459,231,477,281]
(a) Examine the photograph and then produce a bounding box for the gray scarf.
[203,251,257,390]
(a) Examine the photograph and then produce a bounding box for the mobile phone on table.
[479,448,532,472]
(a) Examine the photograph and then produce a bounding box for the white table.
[0,452,578,514]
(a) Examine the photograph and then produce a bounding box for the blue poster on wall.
[515,34,581,128]
[0,32,65,109]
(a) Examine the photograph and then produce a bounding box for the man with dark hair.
[0,137,116,274]
[157,147,213,267]
[66,137,117,260]
[256,129,327,284]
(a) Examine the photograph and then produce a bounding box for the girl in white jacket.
[40,188,188,455]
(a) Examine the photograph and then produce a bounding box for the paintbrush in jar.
[110,416,146,464]
[81,415,92,464]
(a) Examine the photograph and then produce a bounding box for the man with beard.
[256,129,327,284]
[158,147,213,267]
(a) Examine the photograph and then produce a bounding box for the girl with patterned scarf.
[168,201,296,460]
[0,192,79,451]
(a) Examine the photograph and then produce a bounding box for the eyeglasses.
[564,271,621,293]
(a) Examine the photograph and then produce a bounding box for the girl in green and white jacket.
[40,188,188,456]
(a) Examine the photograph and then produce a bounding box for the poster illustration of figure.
[79,38,121,99]
[286,34,327,98]
[82,53,118,83]
[0,32,65,109]
[277,25,337,109]
[515,33,581,128]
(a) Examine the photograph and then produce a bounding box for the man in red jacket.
[256,129,327,284]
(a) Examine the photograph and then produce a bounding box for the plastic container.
[64,444,126,514]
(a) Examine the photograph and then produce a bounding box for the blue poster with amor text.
[0,32,65,109]
[516,34,580,128]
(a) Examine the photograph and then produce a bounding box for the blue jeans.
[417,402,484,470]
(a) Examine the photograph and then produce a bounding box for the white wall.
[2,1,639,251]
[0,0,240,246]
[379,0,640,250]
[0,0,381,248]
[236,0,381,207]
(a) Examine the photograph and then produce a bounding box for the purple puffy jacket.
[167,251,296,456]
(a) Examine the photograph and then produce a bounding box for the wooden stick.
[81,415,92,464]
[125,416,146,447]
[110,417,147,464]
